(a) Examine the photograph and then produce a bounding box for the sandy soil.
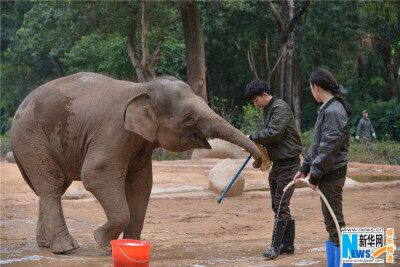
[1,159,400,266]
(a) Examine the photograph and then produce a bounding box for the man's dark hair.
[245,80,270,100]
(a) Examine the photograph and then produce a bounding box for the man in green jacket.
[356,110,376,141]
[245,80,302,260]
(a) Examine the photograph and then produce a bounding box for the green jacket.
[356,117,375,140]
[299,97,350,185]
[250,97,302,163]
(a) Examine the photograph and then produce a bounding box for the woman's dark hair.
[310,68,352,117]
[245,80,270,100]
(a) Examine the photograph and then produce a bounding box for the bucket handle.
[118,245,149,263]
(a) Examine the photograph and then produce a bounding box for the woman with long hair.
[294,68,352,267]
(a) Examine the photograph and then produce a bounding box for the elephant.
[11,72,262,254]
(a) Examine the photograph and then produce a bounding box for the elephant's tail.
[13,150,38,196]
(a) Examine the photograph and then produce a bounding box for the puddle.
[306,247,325,252]
[292,260,320,266]
[0,255,59,265]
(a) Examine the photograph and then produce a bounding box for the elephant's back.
[11,72,136,150]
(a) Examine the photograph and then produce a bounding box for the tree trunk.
[381,41,398,99]
[276,47,285,99]
[179,1,207,102]
[292,52,302,132]
[267,0,311,105]
[126,0,164,82]
[283,32,294,107]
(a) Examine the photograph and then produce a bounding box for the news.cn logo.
[341,227,396,264]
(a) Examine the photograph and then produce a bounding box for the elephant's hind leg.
[36,205,49,247]
[36,181,72,248]
[38,194,79,253]
[22,152,79,253]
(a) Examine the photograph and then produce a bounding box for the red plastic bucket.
[111,239,152,267]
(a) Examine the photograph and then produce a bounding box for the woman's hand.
[293,172,317,191]
[293,171,305,184]
[308,182,317,191]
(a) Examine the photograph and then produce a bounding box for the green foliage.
[239,103,263,135]
[156,39,186,79]
[0,132,11,157]
[63,34,135,80]
[1,0,399,146]
[210,96,239,125]
[350,98,400,141]
[300,129,313,158]
[301,130,400,165]
[348,139,400,166]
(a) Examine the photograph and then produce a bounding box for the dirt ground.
[1,159,400,266]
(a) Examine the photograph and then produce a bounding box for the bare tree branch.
[162,17,182,28]
[265,33,283,87]
[266,0,283,30]
[127,11,141,67]
[271,50,284,74]
[287,1,312,34]
[247,40,259,79]
[141,0,152,78]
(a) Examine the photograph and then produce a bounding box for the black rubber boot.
[263,220,287,259]
[280,219,295,254]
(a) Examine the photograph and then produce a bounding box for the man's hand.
[249,132,258,142]
[252,159,261,168]
[372,133,376,139]
[355,136,359,140]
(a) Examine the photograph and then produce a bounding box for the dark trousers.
[268,162,299,223]
[318,176,346,246]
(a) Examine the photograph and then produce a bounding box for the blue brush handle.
[217,154,252,204]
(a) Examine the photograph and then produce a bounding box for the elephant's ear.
[124,93,158,142]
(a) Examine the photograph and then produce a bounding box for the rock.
[208,159,244,197]
[6,151,15,164]
[191,139,248,159]
[62,181,87,199]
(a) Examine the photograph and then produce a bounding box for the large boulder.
[62,181,87,199]
[6,151,15,164]
[208,159,244,197]
[191,139,248,159]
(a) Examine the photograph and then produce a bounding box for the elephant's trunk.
[201,110,262,168]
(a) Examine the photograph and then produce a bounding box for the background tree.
[1,0,399,143]
[359,1,400,100]
[266,0,311,111]
[179,0,207,102]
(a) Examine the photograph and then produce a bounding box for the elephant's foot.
[50,234,80,254]
[94,228,112,252]
[36,231,49,247]
[37,238,49,248]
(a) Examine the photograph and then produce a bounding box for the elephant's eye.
[183,114,196,125]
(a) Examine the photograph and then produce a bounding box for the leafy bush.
[300,130,313,158]
[210,96,239,125]
[348,139,400,165]
[62,34,135,80]
[239,103,263,135]
[350,98,400,141]
[0,132,11,158]
[301,130,400,165]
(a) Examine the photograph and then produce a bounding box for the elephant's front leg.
[82,160,130,252]
[123,159,153,240]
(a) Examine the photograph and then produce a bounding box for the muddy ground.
[1,159,400,266]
